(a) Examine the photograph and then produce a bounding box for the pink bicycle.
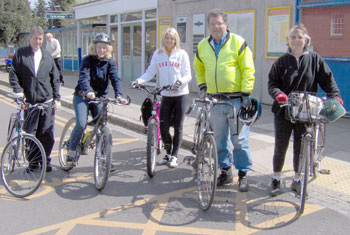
[133,84,171,177]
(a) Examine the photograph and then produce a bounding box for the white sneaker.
[158,154,170,165]
[169,156,178,168]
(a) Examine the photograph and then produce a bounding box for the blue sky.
[30,0,49,9]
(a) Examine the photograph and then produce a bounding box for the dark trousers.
[273,115,306,173]
[24,101,55,164]
[54,58,64,84]
[159,95,187,157]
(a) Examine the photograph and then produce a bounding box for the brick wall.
[302,6,350,57]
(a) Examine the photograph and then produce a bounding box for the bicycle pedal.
[320,169,330,174]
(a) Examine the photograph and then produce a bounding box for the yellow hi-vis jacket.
[193,32,255,95]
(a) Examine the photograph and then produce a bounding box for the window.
[145,9,157,19]
[121,11,142,22]
[331,15,343,36]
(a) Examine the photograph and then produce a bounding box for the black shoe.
[217,168,233,186]
[270,179,281,196]
[291,180,302,195]
[66,155,75,162]
[110,163,117,173]
[238,176,249,192]
[46,163,52,172]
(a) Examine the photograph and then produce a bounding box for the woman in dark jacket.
[268,24,343,196]
[66,32,127,163]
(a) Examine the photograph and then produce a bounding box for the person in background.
[9,26,61,172]
[268,24,343,196]
[131,27,192,168]
[193,9,256,192]
[46,33,64,86]
[66,32,128,164]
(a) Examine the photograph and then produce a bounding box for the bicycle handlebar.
[185,96,236,118]
[131,84,174,96]
[87,95,131,105]
[7,93,52,110]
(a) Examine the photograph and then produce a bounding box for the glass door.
[121,24,141,83]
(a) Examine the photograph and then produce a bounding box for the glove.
[172,80,182,91]
[131,81,138,88]
[241,95,251,109]
[199,88,206,99]
[276,92,288,104]
[335,97,344,105]
[86,92,95,100]
[53,100,61,110]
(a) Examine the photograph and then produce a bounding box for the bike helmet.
[238,97,261,126]
[93,32,111,44]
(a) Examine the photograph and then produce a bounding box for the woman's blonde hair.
[159,27,181,54]
[88,42,113,59]
[287,23,311,49]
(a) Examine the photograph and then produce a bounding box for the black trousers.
[54,58,64,84]
[273,115,306,173]
[24,101,55,164]
[159,95,188,157]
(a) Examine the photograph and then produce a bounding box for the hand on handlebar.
[131,81,139,88]
[86,92,96,100]
[276,92,288,104]
[116,95,131,105]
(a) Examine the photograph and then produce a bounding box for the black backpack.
[140,97,153,126]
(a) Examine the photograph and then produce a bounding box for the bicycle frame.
[148,94,162,148]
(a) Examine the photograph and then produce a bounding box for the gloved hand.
[199,88,206,99]
[172,80,182,91]
[86,92,95,100]
[131,81,139,88]
[335,97,344,105]
[241,95,251,109]
[53,100,61,110]
[276,92,288,104]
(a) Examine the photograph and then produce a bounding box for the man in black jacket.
[9,26,61,172]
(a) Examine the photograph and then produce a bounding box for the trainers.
[110,163,117,172]
[238,176,249,192]
[158,154,170,165]
[291,180,301,194]
[46,163,53,172]
[270,179,281,196]
[191,161,197,177]
[66,150,76,163]
[217,168,233,186]
[169,156,178,168]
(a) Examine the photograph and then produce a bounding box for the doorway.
[121,24,142,83]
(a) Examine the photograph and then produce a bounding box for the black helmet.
[238,97,261,126]
[93,32,111,44]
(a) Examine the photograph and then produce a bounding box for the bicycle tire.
[197,133,218,211]
[299,136,311,214]
[94,127,112,191]
[58,118,76,171]
[1,134,46,198]
[146,120,157,178]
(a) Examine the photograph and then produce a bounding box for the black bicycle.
[1,93,48,198]
[58,95,130,191]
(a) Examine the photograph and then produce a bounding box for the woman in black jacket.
[66,32,127,163]
[268,24,343,196]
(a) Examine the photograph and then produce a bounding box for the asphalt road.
[0,90,350,234]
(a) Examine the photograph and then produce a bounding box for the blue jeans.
[69,95,102,151]
[209,98,252,172]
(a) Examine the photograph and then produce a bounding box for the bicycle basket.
[140,97,152,126]
[289,92,324,122]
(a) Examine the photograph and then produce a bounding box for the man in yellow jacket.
[193,8,255,192]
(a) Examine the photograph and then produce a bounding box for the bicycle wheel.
[197,133,218,211]
[299,136,311,214]
[146,120,157,178]
[58,118,75,171]
[94,127,112,191]
[1,135,46,198]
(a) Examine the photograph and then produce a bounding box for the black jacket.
[268,50,341,116]
[9,46,60,104]
[75,55,123,98]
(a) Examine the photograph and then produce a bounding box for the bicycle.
[1,93,48,198]
[185,95,236,211]
[283,91,333,214]
[58,95,130,191]
[131,84,171,178]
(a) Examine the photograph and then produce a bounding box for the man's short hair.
[207,8,228,25]
[30,26,44,37]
